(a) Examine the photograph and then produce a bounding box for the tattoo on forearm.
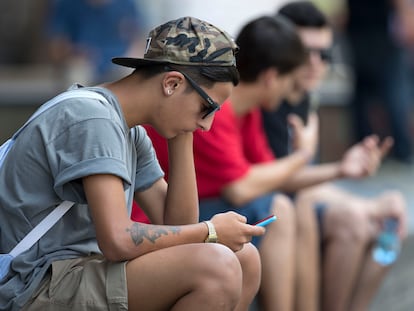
[126,223,181,245]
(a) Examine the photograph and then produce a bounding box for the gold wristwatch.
[203,221,218,243]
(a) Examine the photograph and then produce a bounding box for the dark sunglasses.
[165,66,220,119]
[307,48,332,63]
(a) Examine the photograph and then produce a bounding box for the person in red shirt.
[142,15,316,311]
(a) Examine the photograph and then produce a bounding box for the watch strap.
[203,221,218,243]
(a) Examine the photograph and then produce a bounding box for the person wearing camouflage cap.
[113,16,238,67]
[0,16,263,311]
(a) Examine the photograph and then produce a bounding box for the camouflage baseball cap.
[112,16,238,68]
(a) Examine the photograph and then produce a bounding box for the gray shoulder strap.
[13,89,109,139]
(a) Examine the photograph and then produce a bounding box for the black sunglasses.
[165,66,220,119]
[307,48,332,63]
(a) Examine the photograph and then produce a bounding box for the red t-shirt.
[132,100,276,221]
[131,200,150,223]
[143,99,275,199]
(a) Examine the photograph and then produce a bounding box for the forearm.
[84,172,205,261]
[222,150,309,205]
[280,162,342,192]
[102,221,209,261]
[165,132,199,224]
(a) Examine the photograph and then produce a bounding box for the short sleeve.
[49,118,131,201]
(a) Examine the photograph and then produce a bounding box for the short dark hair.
[235,15,307,82]
[278,1,329,28]
[135,64,240,88]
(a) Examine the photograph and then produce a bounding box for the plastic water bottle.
[372,218,401,266]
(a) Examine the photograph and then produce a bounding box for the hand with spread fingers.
[288,111,319,159]
[339,135,394,179]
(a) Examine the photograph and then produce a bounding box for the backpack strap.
[9,201,75,257]
[5,89,110,257]
[13,89,109,139]
[0,90,109,164]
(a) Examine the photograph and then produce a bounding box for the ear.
[162,71,184,96]
[261,67,279,87]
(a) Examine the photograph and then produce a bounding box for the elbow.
[101,250,123,262]
[96,235,133,262]
[98,242,126,262]
[221,183,256,206]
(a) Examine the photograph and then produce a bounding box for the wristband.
[203,221,218,243]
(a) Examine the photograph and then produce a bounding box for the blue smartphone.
[253,215,277,227]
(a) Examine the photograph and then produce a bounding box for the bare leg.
[296,184,407,311]
[234,243,262,311]
[126,243,258,311]
[348,256,390,311]
[297,184,374,311]
[321,217,368,311]
[348,191,406,311]
[294,194,320,311]
[258,194,296,311]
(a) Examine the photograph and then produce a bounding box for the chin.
[166,129,187,139]
[149,125,170,139]
[164,132,176,139]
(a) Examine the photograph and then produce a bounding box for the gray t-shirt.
[0,85,164,310]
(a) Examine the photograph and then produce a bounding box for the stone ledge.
[0,65,72,106]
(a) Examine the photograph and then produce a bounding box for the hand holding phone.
[253,215,277,227]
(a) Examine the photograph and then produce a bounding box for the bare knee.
[237,242,261,286]
[126,244,245,311]
[199,244,244,307]
[324,205,371,245]
[264,194,296,245]
[271,194,296,228]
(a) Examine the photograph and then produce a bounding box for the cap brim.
[112,57,168,68]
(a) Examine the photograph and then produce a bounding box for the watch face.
[209,233,218,243]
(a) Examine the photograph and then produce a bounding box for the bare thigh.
[126,243,242,311]
[296,183,373,240]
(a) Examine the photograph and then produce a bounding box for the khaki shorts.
[22,254,128,311]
